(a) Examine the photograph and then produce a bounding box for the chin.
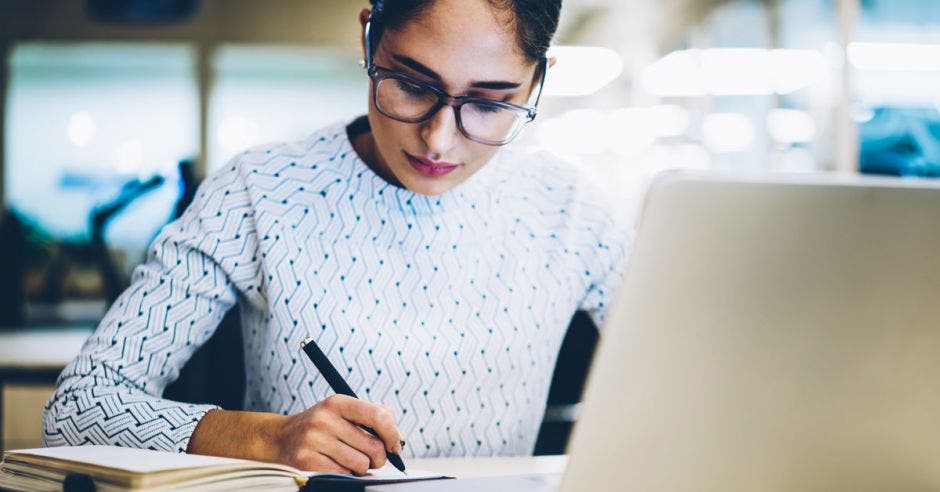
[404,178,456,197]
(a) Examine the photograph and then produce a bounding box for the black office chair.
[162,308,245,409]
[534,310,599,455]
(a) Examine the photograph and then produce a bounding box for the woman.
[42,0,629,476]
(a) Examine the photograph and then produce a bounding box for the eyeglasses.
[364,19,546,146]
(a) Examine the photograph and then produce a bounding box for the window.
[852,0,940,177]
[6,42,197,250]
[208,44,365,172]
[5,43,198,311]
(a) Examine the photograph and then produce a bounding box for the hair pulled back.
[368,0,561,62]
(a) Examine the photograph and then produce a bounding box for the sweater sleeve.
[571,175,632,329]
[42,158,263,453]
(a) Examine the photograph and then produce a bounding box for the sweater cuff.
[172,403,222,453]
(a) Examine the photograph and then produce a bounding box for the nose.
[420,104,459,157]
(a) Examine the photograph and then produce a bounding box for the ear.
[359,8,372,63]
[548,55,557,69]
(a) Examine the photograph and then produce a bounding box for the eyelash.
[393,67,514,99]
[469,103,502,114]
[396,79,429,96]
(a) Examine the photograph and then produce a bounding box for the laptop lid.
[561,172,940,491]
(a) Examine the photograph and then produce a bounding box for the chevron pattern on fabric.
[43,120,629,458]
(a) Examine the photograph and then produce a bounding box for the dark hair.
[368,0,561,62]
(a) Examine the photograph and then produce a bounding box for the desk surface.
[408,455,567,479]
[0,326,93,371]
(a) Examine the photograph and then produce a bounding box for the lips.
[404,152,459,177]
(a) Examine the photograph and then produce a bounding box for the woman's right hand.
[187,396,405,476]
[274,394,405,475]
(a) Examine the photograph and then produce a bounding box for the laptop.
[371,172,940,491]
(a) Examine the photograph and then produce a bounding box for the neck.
[347,116,404,188]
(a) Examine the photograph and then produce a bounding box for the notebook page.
[6,446,280,474]
[7,447,444,482]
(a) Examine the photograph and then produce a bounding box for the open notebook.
[0,446,449,491]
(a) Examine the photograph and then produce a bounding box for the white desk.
[0,327,93,372]
[366,456,567,491]
[408,455,567,479]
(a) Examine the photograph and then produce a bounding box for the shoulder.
[206,122,356,194]
[181,122,357,223]
[491,145,615,219]
[492,146,632,261]
[233,122,352,176]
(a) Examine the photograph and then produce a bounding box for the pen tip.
[388,454,406,474]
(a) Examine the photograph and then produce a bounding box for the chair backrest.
[163,308,245,409]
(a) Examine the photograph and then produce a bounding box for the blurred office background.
[1,0,938,452]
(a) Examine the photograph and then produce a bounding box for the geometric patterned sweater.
[42,119,630,458]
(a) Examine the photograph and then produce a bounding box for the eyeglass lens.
[375,77,525,144]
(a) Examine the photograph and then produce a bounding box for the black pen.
[300,336,407,474]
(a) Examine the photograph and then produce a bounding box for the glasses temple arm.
[529,57,548,118]
[364,16,379,70]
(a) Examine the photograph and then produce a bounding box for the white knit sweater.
[43,119,630,457]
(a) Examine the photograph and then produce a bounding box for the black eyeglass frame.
[363,18,548,146]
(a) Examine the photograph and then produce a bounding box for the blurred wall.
[0,0,364,45]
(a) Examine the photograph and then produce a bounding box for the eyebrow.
[391,54,522,91]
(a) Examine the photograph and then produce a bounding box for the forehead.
[377,0,534,83]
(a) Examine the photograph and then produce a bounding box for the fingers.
[324,395,404,454]
[334,419,388,470]
[320,437,373,476]
[310,452,353,476]
[283,396,403,474]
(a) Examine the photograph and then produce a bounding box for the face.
[357,0,541,196]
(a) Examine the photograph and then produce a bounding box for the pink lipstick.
[404,152,459,177]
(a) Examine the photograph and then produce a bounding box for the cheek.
[369,113,411,157]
